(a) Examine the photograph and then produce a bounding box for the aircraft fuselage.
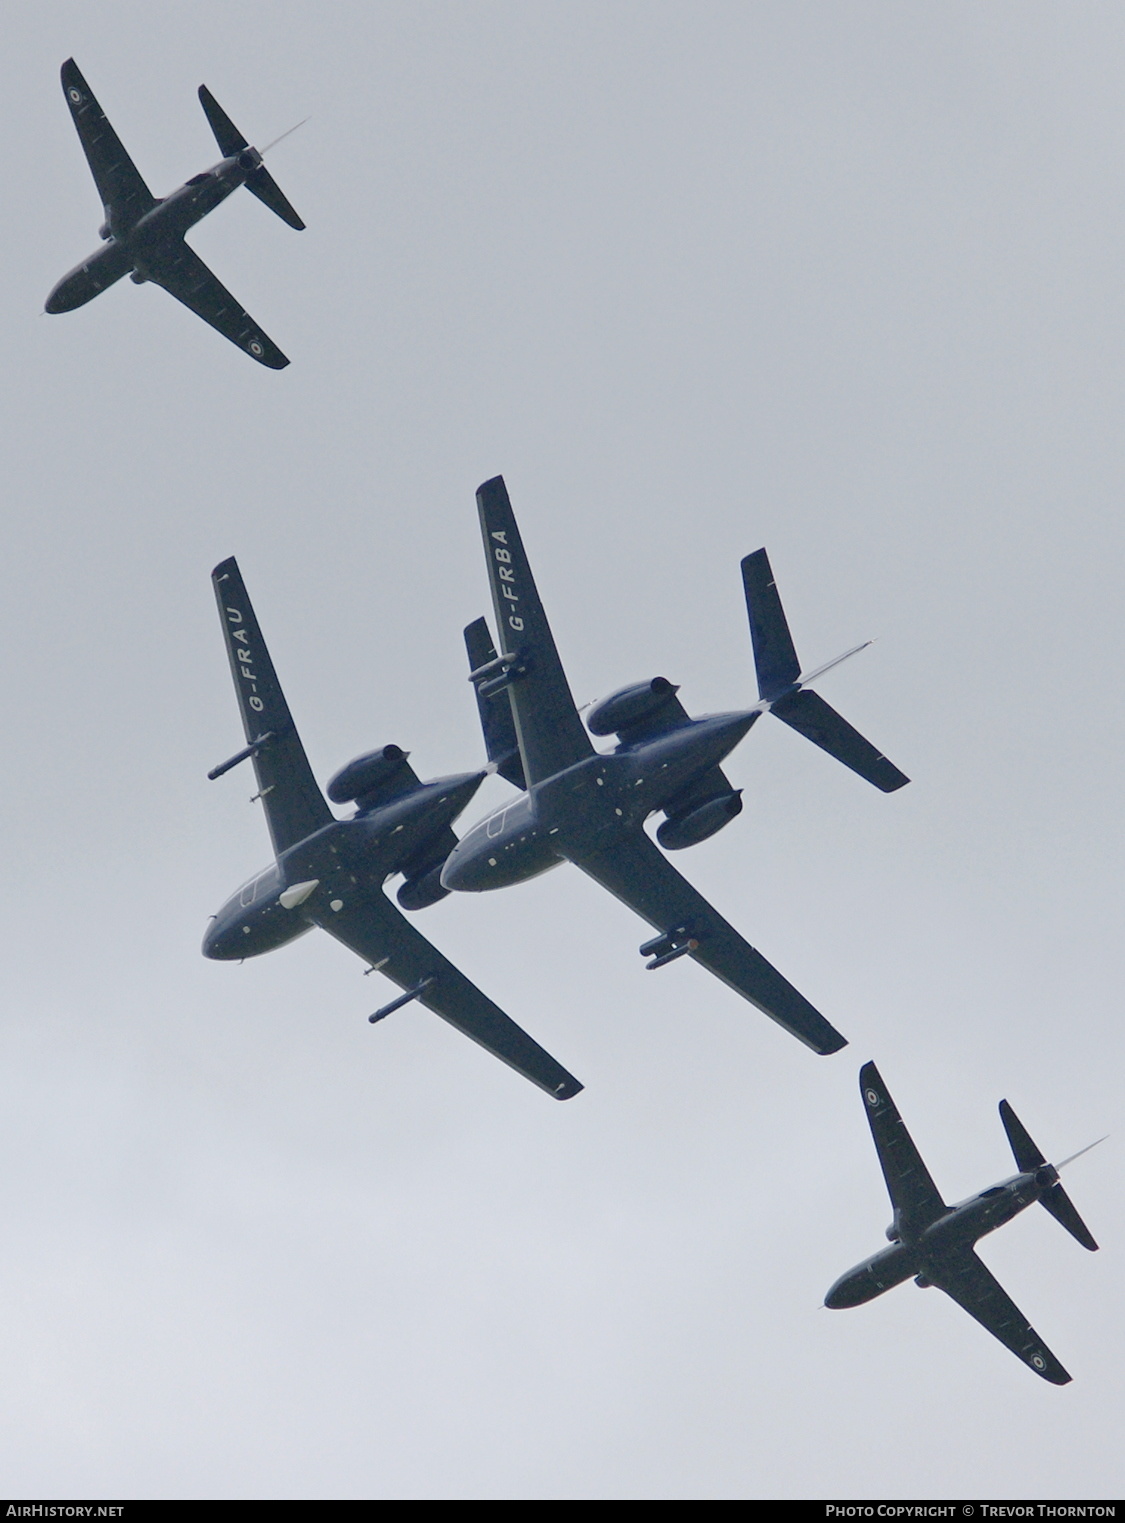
[204,771,483,961]
[46,148,262,314]
[442,709,758,892]
[825,1167,1051,1309]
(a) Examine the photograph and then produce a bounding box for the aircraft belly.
[204,897,313,960]
[442,825,562,891]
[825,1245,915,1308]
[45,241,133,312]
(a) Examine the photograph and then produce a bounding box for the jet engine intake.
[397,862,450,912]
[327,744,411,808]
[586,678,679,737]
[656,791,743,851]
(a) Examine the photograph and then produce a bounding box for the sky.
[1,1,1122,1501]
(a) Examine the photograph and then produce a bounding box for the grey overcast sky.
[1,1,1121,1500]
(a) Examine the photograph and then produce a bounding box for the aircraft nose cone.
[202,918,241,961]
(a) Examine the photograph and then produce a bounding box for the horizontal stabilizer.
[1000,1101,1100,1251]
[244,165,305,230]
[464,617,526,789]
[999,1099,1046,1172]
[198,85,248,156]
[1040,1183,1098,1252]
[742,548,800,701]
[770,689,910,793]
[198,86,305,229]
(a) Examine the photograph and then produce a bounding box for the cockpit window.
[238,864,279,907]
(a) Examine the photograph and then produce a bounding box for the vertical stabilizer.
[464,617,527,790]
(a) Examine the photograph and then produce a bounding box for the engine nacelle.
[397,862,450,912]
[327,744,410,807]
[587,677,679,737]
[656,791,743,851]
[98,221,112,240]
[914,1274,932,1288]
[885,1223,901,1243]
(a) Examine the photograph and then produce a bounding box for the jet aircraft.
[441,476,910,1055]
[202,556,582,1100]
[826,1062,1102,1383]
[47,60,302,368]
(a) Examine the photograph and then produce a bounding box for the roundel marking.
[1031,1354,1046,1370]
[865,1087,880,1107]
[248,338,264,357]
[68,87,83,103]
[329,899,343,912]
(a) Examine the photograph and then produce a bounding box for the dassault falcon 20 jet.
[826,1062,1102,1383]
[202,556,582,1100]
[46,60,303,368]
[440,476,909,1056]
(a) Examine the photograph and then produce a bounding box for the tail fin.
[464,617,527,790]
[999,1100,1100,1252]
[741,549,909,793]
[198,85,305,230]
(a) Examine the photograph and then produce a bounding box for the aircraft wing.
[145,240,289,368]
[60,60,156,230]
[211,558,333,855]
[859,1062,947,1238]
[574,832,846,1054]
[308,885,583,1099]
[474,477,594,786]
[927,1248,1072,1384]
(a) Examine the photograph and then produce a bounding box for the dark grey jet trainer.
[826,1062,1102,1384]
[46,60,303,368]
[441,476,910,1056]
[202,556,582,1100]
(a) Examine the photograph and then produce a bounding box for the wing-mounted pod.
[586,678,688,744]
[742,549,909,793]
[327,744,419,814]
[328,748,485,912]
[999,1100,1101,1253]
[656,789,743,850]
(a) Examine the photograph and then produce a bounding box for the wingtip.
[211,555,238,581]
